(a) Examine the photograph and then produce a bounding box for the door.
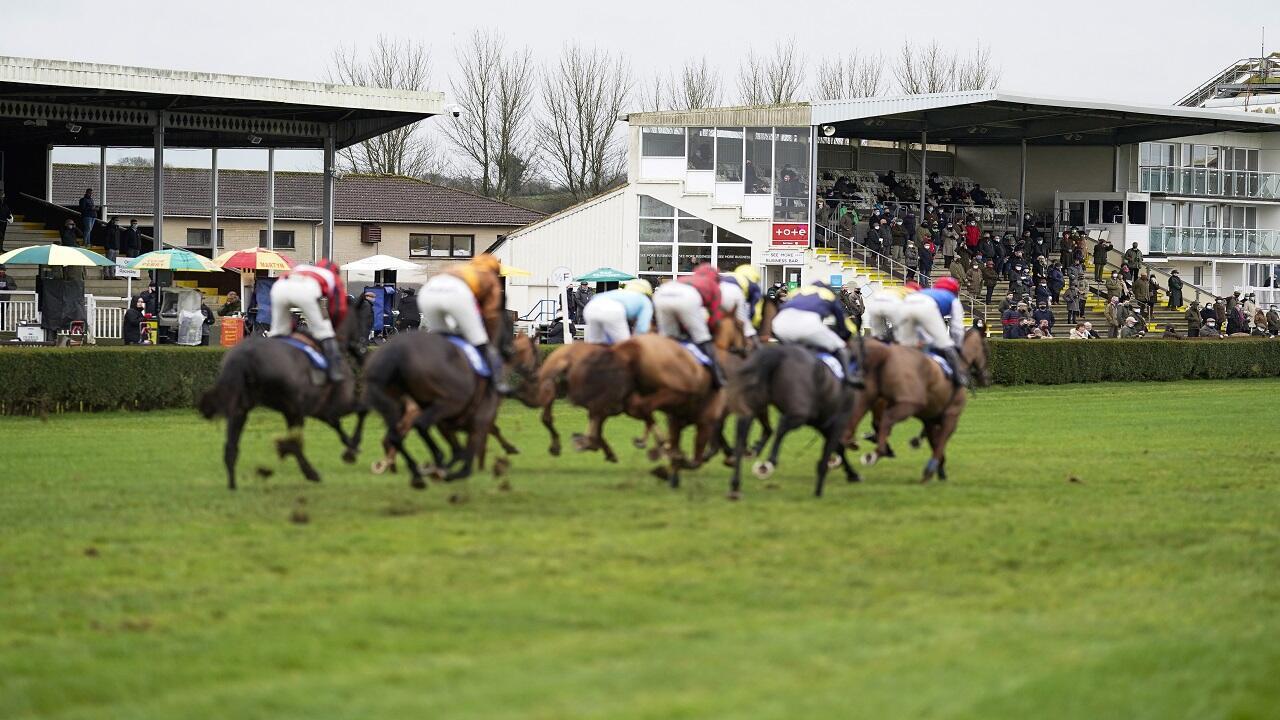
[784,266,802,290]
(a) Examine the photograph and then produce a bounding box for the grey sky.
[7,0,1274,171]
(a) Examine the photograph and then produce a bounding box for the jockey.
[652,263,727,388]
[418,253,510,395]
[771,280,861,388]
[898,276,971,387]
[719,264,763,342]
[582,278,653,344]
[268,258,348,383]
[861,283,913,342]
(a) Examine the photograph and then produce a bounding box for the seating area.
[815,169,1017,228]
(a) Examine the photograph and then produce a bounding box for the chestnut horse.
[847,328,990,482]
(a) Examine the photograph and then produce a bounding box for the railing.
[520,299,561,325]
[1138,167,1280,200]
[0,291,40,333]
[17,192,169,250]
[87,296,127,342]
[813,223,990,322]
[1149,227,1280,257]
[1077,234,1219,307]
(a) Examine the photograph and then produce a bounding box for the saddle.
[679,340,713,367]
[274,334,328,371]
[443,335,492,377]
[924,348,954,380]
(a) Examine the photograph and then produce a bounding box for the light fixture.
[66,123,82,134]
[247,134,263,145]
[821,125,836,137]
[967,126,978,134]
[23,118,49,127]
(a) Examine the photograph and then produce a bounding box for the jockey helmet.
[934,277,960,294]
[623,278,653,296]
[314,258,341,274]
[904,280,923,292]
[732,264,761,287]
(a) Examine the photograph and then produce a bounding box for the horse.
[725,344,861,499]
[848,328,991,482]
[569,317,744,487]
[355,315,539,489]
[197,299,374,490]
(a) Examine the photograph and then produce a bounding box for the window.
[186,228,224,248]
[258,229,295,250]
[717,227,752,244]
[774,127,810,222]
[409,233,474,258]
[744,127,773,194]
[1127,201,1147,225]
[715,245,752,271]
[687,128,714,171]
[639,195,675,218]
[1192,266,1202,285]
[677,217,713,245]
[639,244,673,273]
[715,128,743,182]
[641,126,685,157]
[1087,200,1101,224]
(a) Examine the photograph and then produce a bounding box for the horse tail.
[198,347,251,419]
[568,344,634,414]
[727,345,786,417]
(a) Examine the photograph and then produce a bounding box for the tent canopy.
[342,254,421,272]
[575,267,636,282]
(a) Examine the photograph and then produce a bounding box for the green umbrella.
[574,267,636,282]
[0,244,114,267]
[126,248,222,272]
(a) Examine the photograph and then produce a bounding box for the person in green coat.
[1104,271,1126,301]
[1185,301,1202,337]
[1122,243,1143,282]
[1167,270,1184,308]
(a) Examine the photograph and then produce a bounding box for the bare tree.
[538,44,633,201]
[328,36,441,177]
[638,73,668,112]
[893,40,1000,94]
[670,57,721,110]
[813,51,885,100]
[443,30,537,199]
[737,39,804,105]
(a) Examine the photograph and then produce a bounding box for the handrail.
[813,222,990,323]
[1075,232,1218,307]
[17,192,173,250]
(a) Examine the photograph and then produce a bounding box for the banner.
[770,223,809,247]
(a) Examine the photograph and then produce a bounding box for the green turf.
[2,379,1279,719]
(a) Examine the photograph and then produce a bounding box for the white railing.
[1139,167,1280,200]
[0,291,40,333]
[1149,227,1280,257]
[88,296,127,342]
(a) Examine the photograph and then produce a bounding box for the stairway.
[2,215,138,297]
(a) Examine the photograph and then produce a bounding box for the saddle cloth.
[926,349,954,380]
[444,334,492,377]
[680,341,712,367]
[815,352,845,381]
[275,335,328,370]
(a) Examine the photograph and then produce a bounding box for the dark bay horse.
[726,344,860,499]
[848,328,990,482]
[198,300,373,490]
[357,322,538,489]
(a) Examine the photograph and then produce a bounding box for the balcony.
[1139,167,1280,200]
[1149,226,1280,257]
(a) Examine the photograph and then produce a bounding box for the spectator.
[1161,324,1182,339]
[1225,302,1247,335]
[123,295,148,345]
[903,240,919,282]
[1123,242,1143,282]
[1034,280,1051,306]
[982,261,999,303]
[123,219,142,257]
[574,282,594,325]
[1105,296,1123,338]
[1268,305,1280,336]
[1120,316,1144,338]
[1242,293,1258,324]
[1216,297,1229,327]
[0,191,11,253]
[949,256,967,285]
[1032,301,1055,331]
[1202,317,1221,337]
[78,188,97,246]
[1185,301,1202,337]
[1104,271,1125,302]
[1167,270,1184,308]
[941,223,958,268]
[1093,237,1113,281]
[218,290,242,317]
[60,218,80,246]
[1147,275,1160,317]
[998,291,1017,314]
[0,264,16,327]
[200,302,215,345]
[1047,262,1065,304]
[397,287,421,330]
[1063,284,1082,325]
[139,284,159,316]
[101,216,121,279]
[1069,321,1091,339]
[1132,272,1151,316]
[1001,302,1026,339]
[917,233,935,286]
[967,262,983,299]
[841,286,864,329]
[964,220,980,252]
[890,219,907,261]
[1252,307,1268,335]
[1030,318,1054,339]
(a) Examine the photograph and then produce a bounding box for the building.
[51,163,543,281]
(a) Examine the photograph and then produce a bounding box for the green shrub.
[987,338,1280,385]
[0,346,226,415]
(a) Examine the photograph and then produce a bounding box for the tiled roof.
[52,164,544,227]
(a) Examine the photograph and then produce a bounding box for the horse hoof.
[371,459,389,475]
[632,437,647,450]
[861,452,878,467]
[883,443,896,458]
[410,477,427,490]
[571,434,591,452]
[846,470,862,483]
[548,443,561,457]
[752,460,775,479]
[646,446,663,462]
[342,449,357,464]
[726,490,742,501]
[827,454,843,469]
[428,466,448,482]
[305,473,322,484]
[909,436,922,450]
[650,467,669,483]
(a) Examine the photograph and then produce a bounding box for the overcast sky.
[6,0,1273,171]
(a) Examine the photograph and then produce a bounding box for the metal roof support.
[919,129,927,228]
[99,146,107,219]
[1017,139,1027,233]
[210,148,219,255]
[153,113,165,247]
[266,147,275,251]
[322,129,335,260]
[44,145,52,201]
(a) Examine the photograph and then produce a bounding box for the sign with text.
[760,248,806,266]
[770,222,809,247]
[549,266,573,288]
[115,259,141,279]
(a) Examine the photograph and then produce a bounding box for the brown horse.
[569,318,744,486]
[848,328,990,482]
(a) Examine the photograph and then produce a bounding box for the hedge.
[1,340,1278,415]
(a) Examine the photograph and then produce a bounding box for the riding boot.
[481,343,512,396]
[697,340,726,389]
[837,346,864,389]
[942,346,971,388]
[320,337,346,383]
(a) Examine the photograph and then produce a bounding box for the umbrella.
[213,247,294,272]
[127,248,223,272]
[0,244,114,267]
[574,267,636,282]
[500,264,532,277]
[342,254,421,273]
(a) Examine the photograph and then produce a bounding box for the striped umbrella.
[212,247,295,272]
[0,244,114,267]
[127,248,223,272]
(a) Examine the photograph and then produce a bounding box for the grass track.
[2,379,1279,719]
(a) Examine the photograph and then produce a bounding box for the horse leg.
[728,414,753,499]
[755,413,801,479]
[325,418,357,464]
[491,424,519,455]
[814,428,846,498]
[863,402,921,467]
[542,400,563,456]
[749,413,773,458]
[277,419,321,483]
[664,417,687,489]
[909,425,927,450]
[923,415,957,483]
[224,410,247,491]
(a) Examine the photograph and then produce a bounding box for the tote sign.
[771,223,809,247]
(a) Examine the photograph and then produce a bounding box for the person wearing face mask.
[123,295,149,345]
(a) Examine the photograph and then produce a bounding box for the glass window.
[258,229,295,249]
[1191,145,1207,168]
[1102,201,1124,223]
[1206,146,1219,168]
[1246,149,1260,171]
[639,245,673,273]
[407,233,474,257]
[1066,201,1084,227]
[1128,201,1147,225]
[717,227,752,245]
[639,218,673,244]
[452,235,474,257]
[1180,144,1192,167]
[1139,142,1152,167]
[744,127,773,194]
[715,245,752,271]
[676,245,712,273]
[1189,204,1205,227]
[639,195,675,218]
[715,128,743,182]
[677,217,713,245]
[641,126,685,157]
[186,228,223,248]
[774,127,810,222]
[430,235,453,256]
[409,234,429,257]
[1088,200,1101,224]
[687,128,714,171]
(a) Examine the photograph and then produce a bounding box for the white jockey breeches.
[720,282,757,338]
[419,274,489,346]
[772,308,845,352]
[583,297,630,344]
[899,293,954,349]
[862,293,903,341]
[269,275,334,340]
[653,282,711,344]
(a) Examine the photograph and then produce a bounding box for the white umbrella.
[343,254,421,272]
